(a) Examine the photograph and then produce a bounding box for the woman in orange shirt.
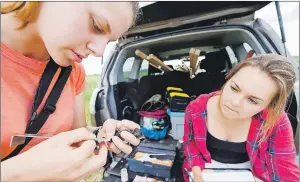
[1,2,140,181]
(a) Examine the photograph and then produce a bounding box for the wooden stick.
[189,48,197,78]
[193,49,200,73]
[195,60,201,72]
[189,48,196,73]
[189,48,196,70]
[147,55,168,72]
[135,49,147,59]
[147,54,173,72]
[135,50,161,70]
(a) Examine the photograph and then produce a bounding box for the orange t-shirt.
[1,43,86,159]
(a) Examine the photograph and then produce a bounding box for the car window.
[225,46,239,67]
[140,60,149,78]
[243,43,257,56]
[123,57,149,80]
[123,57,134,80]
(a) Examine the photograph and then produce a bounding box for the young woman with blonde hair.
[1,2,141,181]
[183,54,299,182]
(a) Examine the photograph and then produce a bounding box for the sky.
[255,2,299,57]
[82,2,299,75]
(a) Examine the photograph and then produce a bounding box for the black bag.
[1,58,72,161]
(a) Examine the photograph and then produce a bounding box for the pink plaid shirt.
[182,92,299,182]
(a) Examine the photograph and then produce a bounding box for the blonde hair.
[1,2,40,29]
[225,54,296,144]
[1,2,140,30]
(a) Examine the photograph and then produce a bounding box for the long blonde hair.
[1,2,140,30]
[1,2,40,29]
[225,54,296,144]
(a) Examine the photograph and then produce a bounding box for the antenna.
[275,2,288,57]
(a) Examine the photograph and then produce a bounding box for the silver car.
[90,1,299,171]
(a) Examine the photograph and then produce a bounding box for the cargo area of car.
[104,25,298,151]
[111,26,263,118]
[92,3,299,181]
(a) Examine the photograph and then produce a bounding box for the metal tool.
[138,153,167,162]
[10,128,144,148]
[9,134,110,147]
[10,134,51,147]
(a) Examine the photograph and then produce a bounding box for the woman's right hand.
[1,127,108,181]
[194,175,204,182]
[192,166,204,182]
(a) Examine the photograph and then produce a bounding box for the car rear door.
[253,18,299,153]
[125,1,270,38]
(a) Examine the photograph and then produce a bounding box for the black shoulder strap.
[2,58,72,161]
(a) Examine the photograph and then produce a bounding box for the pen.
[184,168,195,182]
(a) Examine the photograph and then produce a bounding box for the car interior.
[106,26,298,150]
[95,3,299,181]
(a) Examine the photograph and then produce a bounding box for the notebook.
[188,169,256,182]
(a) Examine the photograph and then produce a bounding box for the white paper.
[202,170,255,182]
[188,170,256,182]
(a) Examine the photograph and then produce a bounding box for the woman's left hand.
[87,119,141,154]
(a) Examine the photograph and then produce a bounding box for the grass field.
[293,56,299,63]
[83,75,104,181]
[83,74,100,126]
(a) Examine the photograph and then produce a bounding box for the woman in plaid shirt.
[183,54,299,182]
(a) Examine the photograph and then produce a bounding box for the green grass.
[82,74,105,181]
[293,56,299,63]
[140,69,148,78]
[83,74,100,126]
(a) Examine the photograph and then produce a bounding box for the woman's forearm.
[192,166,203,182]
[1,155,30,181]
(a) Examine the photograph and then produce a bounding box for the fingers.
[57,128,96,146]
[102,119,141,155]
[118,120,140,130]
[75,143,108,178]
[107,130,139,154]
[108,143,121,154]
[111,136,132,154]
[120,131,140,146]
[75,140,96,159]
[71,141,84,148]
[103,119,118,139]
[103,119,140,138]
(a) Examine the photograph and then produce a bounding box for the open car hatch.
[126,1,271,38]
